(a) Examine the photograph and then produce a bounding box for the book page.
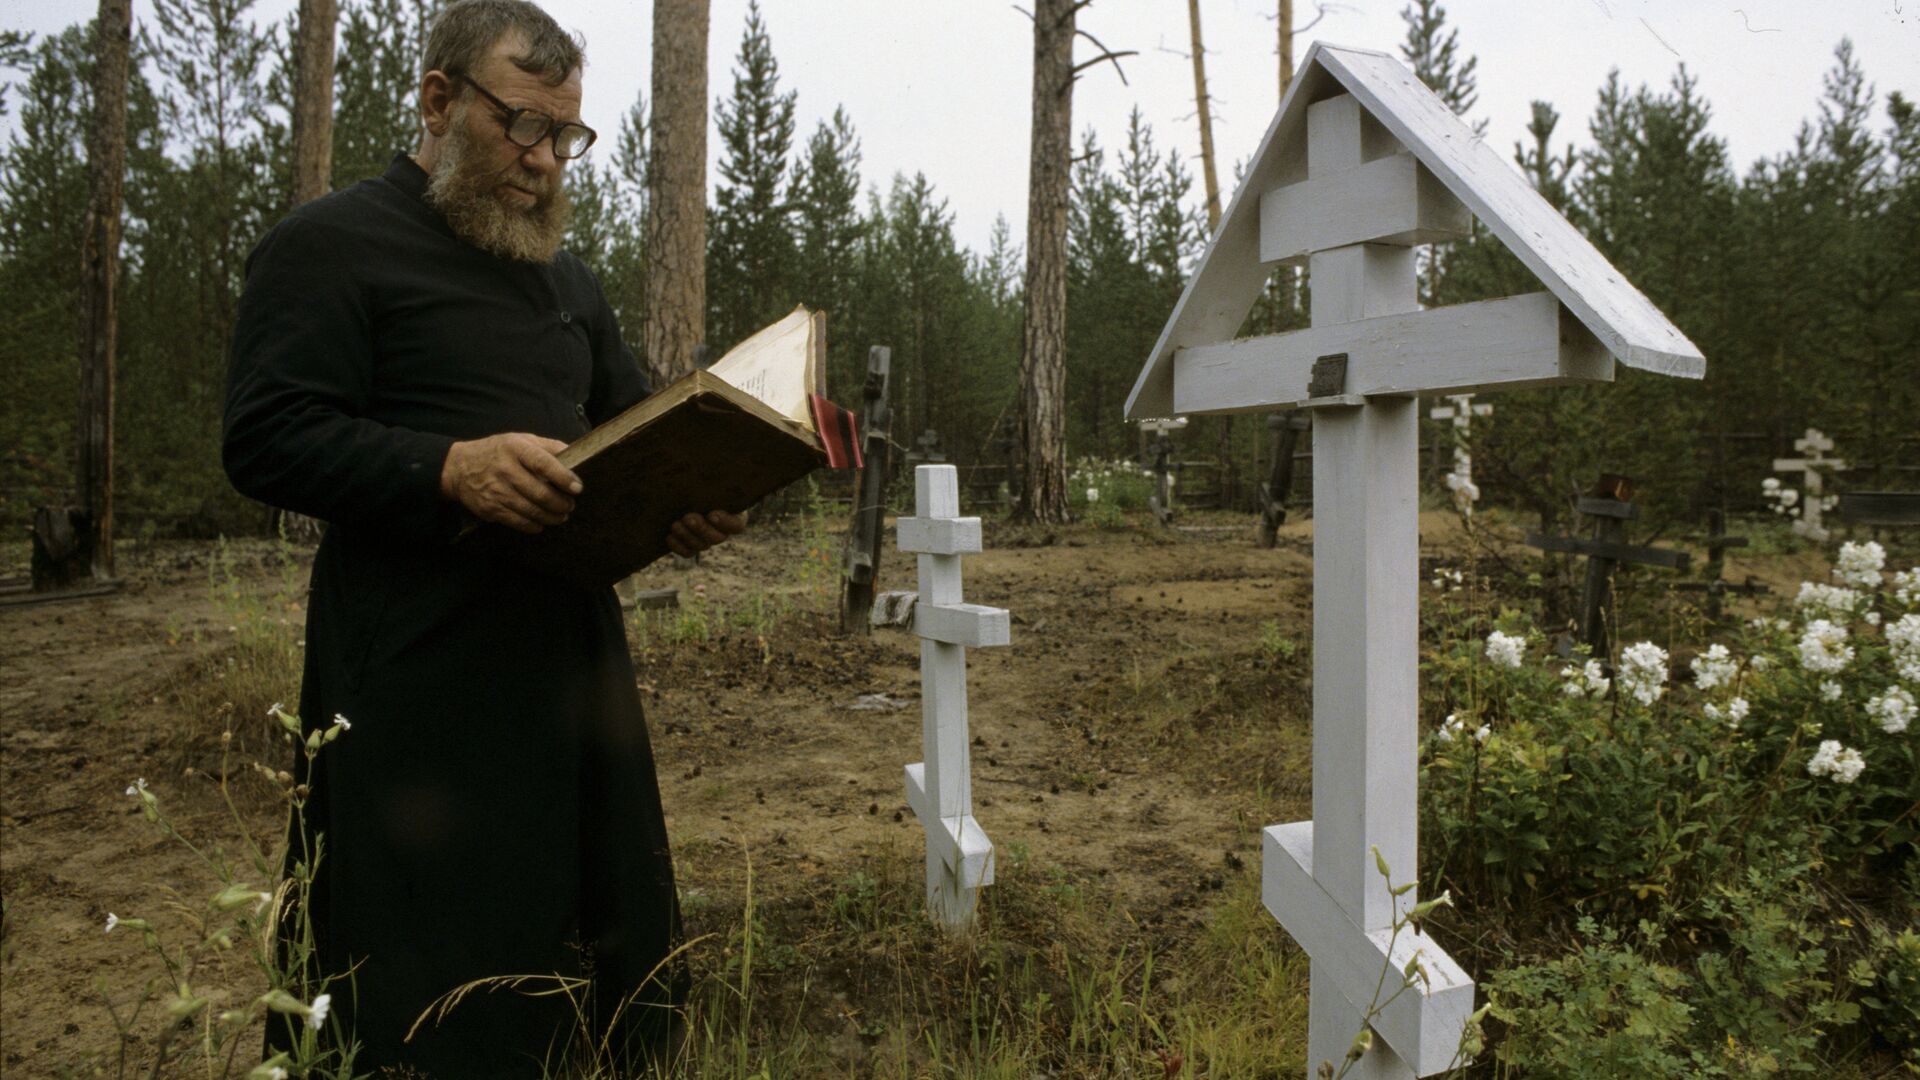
[708,305,820,428]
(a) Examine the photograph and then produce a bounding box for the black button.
[560,310,571,324]
[574,404,588,421]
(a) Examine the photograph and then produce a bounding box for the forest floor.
[0,506,1832,1077]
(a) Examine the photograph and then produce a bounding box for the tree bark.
[281,0,338,546]
[1188,0,1221,234]
[643,0,709,385]
[1279,0,1294,99]
[76,0,132,581]
[1016,0,1075,525]
[290,0,337,204]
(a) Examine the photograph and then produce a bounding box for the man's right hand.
[440,433,582,534]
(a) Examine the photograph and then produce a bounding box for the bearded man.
[223,1,735,1072]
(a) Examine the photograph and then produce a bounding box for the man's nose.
[521,136,561,176]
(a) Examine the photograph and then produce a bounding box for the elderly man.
[223,1,734,1072]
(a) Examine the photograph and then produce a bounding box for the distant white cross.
[898,465,1008,928]
[1431,395,1492,515]
[1773,427,1846,543]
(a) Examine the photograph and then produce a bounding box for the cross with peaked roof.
[1125,42,1704,1078]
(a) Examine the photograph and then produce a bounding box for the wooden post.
[898,465,1008,928]
[840,346,894,635]
[1258,411,1306,547]
[75,0,133,583]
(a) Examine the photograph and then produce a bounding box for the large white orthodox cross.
[1773,427,1846,542]
[1125,43,1704,1078]
[1431,394,1492,515]
[898,464,1008,928]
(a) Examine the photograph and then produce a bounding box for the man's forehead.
[470,33,583,104]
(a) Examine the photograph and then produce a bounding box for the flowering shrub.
[1421,552,1919,1070]
[1066,458,1156,513]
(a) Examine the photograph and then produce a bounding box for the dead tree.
[74,0,133,582]
[1017,0,1131,525]
[643,0,709,385]
[1187,0,1221,232]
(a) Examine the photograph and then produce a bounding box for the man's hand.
[441,433,581,534]
[667,510,748,558]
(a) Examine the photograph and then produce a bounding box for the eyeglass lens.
[504,112,593,158]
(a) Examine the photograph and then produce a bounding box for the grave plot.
[1126,40,1704,1078]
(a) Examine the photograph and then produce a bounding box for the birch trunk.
[643,0,710,385]
[1017,0,1074,525]
[76,0,132,580]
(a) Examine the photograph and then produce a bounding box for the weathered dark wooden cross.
[1257,410,1310,547]
[840,346,894,635]
[1142,417,1186,526]
[1526,476,1690,657]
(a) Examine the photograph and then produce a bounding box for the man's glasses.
[450,71,597,160]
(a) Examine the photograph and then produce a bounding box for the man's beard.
[424,105,572,264]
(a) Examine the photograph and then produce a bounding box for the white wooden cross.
[1431,394,1491,516]
[1773,427,1846,543]
[1123,43,1704,1078]
[898,464,1008,928]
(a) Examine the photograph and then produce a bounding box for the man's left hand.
[667,510,748,558]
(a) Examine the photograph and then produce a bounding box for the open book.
[492,305,859,588]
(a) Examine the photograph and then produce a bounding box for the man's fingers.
[706,510,748,535]
[512,436,583,495]
[503,463,575,518]
[680,513,729,546]
[493,505,545,534]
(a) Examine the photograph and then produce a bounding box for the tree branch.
[1070,29,1136,86]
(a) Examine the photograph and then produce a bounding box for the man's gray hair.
[424,0,585,87]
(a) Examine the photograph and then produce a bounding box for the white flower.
[105,913,119,933]
[1820,679,1844,701]
[1834,541,1886,589]
[1436,713,1466,743]
[1806,739,1866,784]
[266,702,283,718]
[332,714,351,730]
[1704,702,1722,720]
[1762,477,1781,494]
[1867,611,1882,626]
[1484,630,1526,669]
[1751,655,1772,673]
[1559,659,1610,698]
[1893,568,1920,607]
[269,1069,288,1080]
[125,778,148,797]
[1475,724,1491,743]
[1086,487,1100,503]
[1867,686,1916,734]
[307,992,332,1030]
[1794,582,1862,621]
[1781,488,1800,508]
[1617,641,1670,706]
[1728,697,1750,723]
[1691,644,1739,690]
[1889,614,1920,683]
[1798,620,1854,674]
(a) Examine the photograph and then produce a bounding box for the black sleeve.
[222,216,463,543]
[581,266,652,425]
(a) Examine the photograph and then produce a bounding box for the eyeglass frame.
[446,70,598,160]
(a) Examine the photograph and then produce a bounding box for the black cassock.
[224,155,681,1076]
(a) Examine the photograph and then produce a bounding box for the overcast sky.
[4,0,1916,254]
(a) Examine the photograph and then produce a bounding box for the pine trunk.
[643,0,709,385]
[1017,0,1074,525]
[281,0,338,545]
[1279,0,1294,98]
[1189,0,1233,509]
[290,0,337,204]
[76,0,132,581]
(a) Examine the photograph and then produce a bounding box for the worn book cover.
[491,305,858,589]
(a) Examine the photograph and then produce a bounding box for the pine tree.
[1398,0,1480,130]
[790,104,864,388]
[707,0,796,352]
[330,0,430,188]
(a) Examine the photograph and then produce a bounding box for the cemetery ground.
[1,503,1915,1077]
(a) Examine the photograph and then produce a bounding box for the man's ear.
[420,70,457,138]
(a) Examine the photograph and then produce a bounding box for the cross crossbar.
[1172,291,1611,415]
[1265,823,1476,1076]
[1525,532,1692,571]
